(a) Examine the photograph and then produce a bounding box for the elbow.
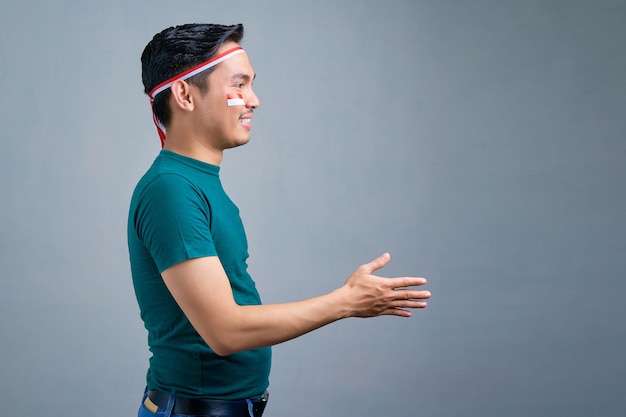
[210,343,237,357]
[200,332,240,357]
[194,308,251,356]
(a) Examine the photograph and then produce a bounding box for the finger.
[383,302,429,317]
[386,276,428,288]
[389,299,429,309]
[360,252,391,274]
[392,289,431,300]
[381,307,416,317]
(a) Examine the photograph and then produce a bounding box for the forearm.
[215,289,350,355]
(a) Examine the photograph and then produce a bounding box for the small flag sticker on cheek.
[227,93,245,106]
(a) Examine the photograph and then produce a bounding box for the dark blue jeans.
[137,390,267,417]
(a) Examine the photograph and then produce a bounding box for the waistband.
[146,390,268,417]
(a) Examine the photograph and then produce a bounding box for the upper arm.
[161,256,239,355]
[135,174,217,273]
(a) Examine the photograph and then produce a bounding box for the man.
[129,23,431,417]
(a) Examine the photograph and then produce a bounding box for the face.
[193,41,259,151]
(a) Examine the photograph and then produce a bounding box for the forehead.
[212,41,255,78]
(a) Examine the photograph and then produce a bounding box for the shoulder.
[133,151,217,201]
[129,170,209,228]
[141,171,198,199]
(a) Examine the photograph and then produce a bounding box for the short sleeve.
[134,173,217,272]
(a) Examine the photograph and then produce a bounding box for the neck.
[163,130,224,166]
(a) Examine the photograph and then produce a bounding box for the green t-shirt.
[128,150,271,400]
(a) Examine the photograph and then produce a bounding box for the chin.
[227,136,251,149]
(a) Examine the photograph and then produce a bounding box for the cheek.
[226,93,245,106]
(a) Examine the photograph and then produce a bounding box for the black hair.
[141,23,244,128]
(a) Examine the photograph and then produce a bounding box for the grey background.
[1,1,625,416]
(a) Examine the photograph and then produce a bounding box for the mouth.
[239,116,252,129]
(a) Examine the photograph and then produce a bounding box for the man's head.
[141,23,254,149]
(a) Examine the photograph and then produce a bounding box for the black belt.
[147,390,268,417]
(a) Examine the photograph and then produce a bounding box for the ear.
[169,79,195,112]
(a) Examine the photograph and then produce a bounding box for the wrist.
[329,286,353,320]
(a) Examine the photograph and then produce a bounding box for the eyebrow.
[230,72,257,82]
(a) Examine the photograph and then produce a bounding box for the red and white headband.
[148,46,246,147]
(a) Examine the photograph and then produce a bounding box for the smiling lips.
[239,116,252,129]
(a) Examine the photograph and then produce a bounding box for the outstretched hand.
[340,253,430,318]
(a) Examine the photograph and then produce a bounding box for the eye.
[235,83,244,88]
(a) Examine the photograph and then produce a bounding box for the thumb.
[361,252,391,274]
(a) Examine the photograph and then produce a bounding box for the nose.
[246,88,260,109]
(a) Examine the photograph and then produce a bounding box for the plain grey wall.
[1,1,625,416]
